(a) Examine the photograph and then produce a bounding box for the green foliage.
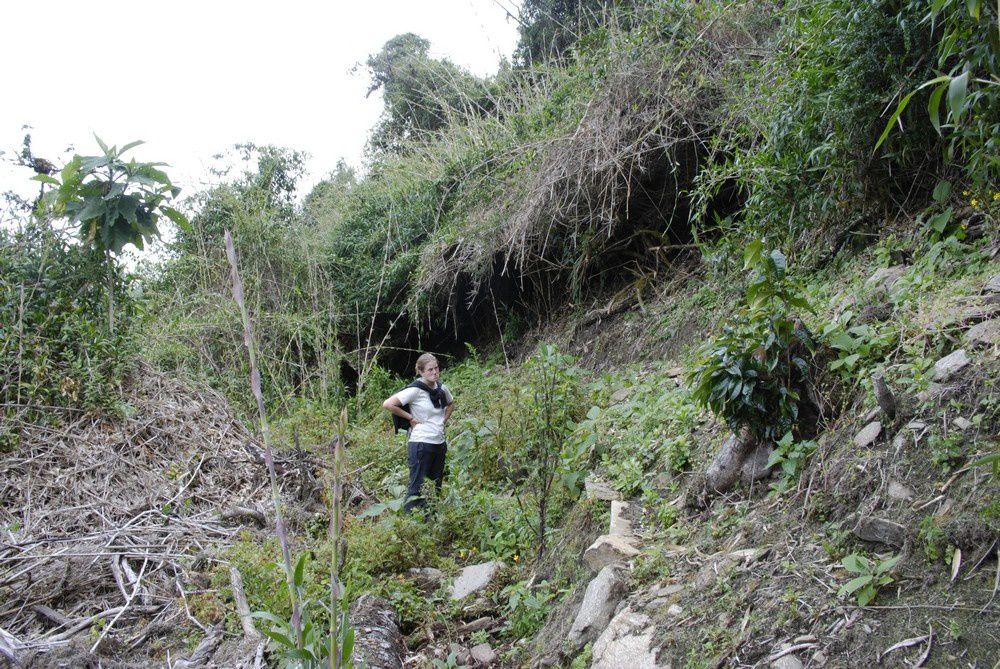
[0,221,137,414]
[690,246,816,443]
[501,579,558,638]
[878,0,999,184]
[365,33,491,153]
[766,432,818,493]
[918,515,948,562]
[35,136,188,255]
[144,145,343,416]
[929,429,965,472]
[837,552,902,606]
[514,0,633,65]
[693,0,934,254]
[513,344,587,559]
[822,318,898,382]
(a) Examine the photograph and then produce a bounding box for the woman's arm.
[382,395,421,428]
[444,400,455,424]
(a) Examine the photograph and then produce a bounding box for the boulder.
[591,607,664,669]
[583,535,641,572]
[966,320,1000,348]
[983,274,1000,294]
[865,266,907,292]
[584,475,622,501]
[952,416,973,431]
[771,655,804,669]
[609,500,634,538]
[567,566,627,650]
[407,567,444,592]
[470,643,496,665]
[933,349,970,381]
[887,480,915,502]
[449,561,505,601]
[610,388,632,404]
[853,421,882,448]
[852,515,907,548]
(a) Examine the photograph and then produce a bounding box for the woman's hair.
[415,353,438,375]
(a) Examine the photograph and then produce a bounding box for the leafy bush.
[837,552,902,606]
[0,222,138,417]
[690,245,817,443]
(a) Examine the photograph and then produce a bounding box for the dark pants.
[405,441,447,511]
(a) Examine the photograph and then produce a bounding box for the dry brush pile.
[413,3,764,315]
[0,364,309,667]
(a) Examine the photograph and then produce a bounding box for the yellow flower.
[513,554,520,562]
[963,190,970,196]
[993,192,999,201]
[971,199,979,207]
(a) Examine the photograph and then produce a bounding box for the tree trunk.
[705,428,756,493]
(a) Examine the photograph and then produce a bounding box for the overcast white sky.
[0,0,520,202]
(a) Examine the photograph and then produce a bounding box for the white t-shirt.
[394,383,454,444]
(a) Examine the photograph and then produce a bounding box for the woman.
[382,353,454,511]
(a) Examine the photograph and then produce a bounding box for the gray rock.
[664,366,685,378]
[771,655,804,669]
[854,421,882,448]
[984,274,1000,294]
[966,320,1000,348]
[866,266,907,292]
[609,500,634,538]
[887,480,915,502]
[584,475,622,501]
[567,566,627,649]
[666,604,683,617]
[933,349,970,381]
[853,515,906,548]
[407,567,444,592]
[583,535,641,572]
[952,416,973,430]
[470,642,496,665]
[449,561,505,601]
[610,388,631,404]
[906,420,927,430]
[958,301,1000,324]
[591,607,664,669]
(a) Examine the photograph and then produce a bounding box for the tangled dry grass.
[414,3,764,313]
[0,364,304,667]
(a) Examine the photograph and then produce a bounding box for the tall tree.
[365,33,489,153]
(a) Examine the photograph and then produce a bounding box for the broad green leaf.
[260,628,294,648]
[769,249,787,275]
[932,180,951,203]
[119,140,145,154]
[875,553,903,575]
[966,0,981,19]
[283,649,315,661]
[250,611,287,625]
[842,553,869,573]
[293,553,307,587]
[947,71,969,123]
[927,82,947,134]
[743,239,762,270]
[856,584,877,606]
[874,76,950,152]
[838,574,872,597]
[341,627,355,663]
[94,134,110,155]
[31,174,60,185]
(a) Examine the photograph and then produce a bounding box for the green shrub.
[0,221,138,416]
[690,245,817,443]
